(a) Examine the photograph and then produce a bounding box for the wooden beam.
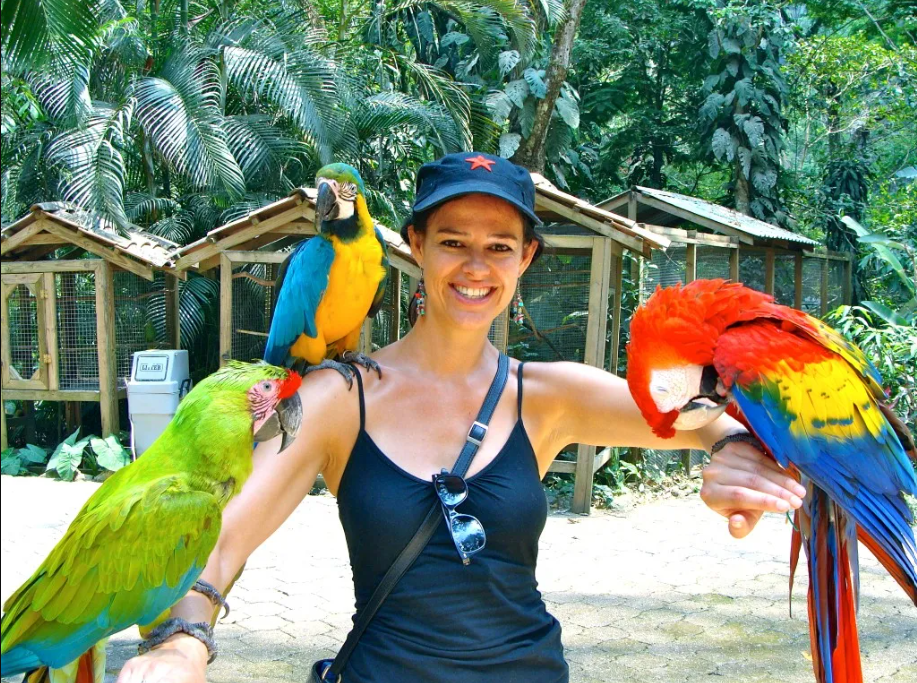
[542,234,598,251]
[360,318,373,355]
[572,238,613,514]
[820,256,829,316]
[3,388,103,401]
[534,194,648,256]
[644,226,738,247]
[41,221,155,281]
[729,245,740,282]
[635,193,755,245]
[389,252,421,279]
[173,204,310,271]
[610,252,624,374]
[594,447,613,471]
[225,251,290,264]
[764,249,775,295]
[548,459,576,474]
[794,253,803,309]
[0,398,6,451]
[1,220,50,255]
[389,268,402,344]
[220,254,233,363]
[685,243,697,283]
[2,260,100,274]
[95,260,120,437]
[628,191,638,221]
[14,234,69,246]
[43,272,59,390]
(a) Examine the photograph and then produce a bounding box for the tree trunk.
[512,0,588,173]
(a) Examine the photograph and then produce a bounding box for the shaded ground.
[1,475,914,682]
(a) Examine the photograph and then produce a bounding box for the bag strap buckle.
[467,421,488,446]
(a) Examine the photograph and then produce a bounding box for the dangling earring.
[415,277,426,317]
[510,285,525,324]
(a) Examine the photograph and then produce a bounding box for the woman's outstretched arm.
[116,369,357,683]
[524,361,806,538]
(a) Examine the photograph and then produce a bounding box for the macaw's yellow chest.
[314,232,387,344]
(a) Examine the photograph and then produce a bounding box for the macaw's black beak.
[253,392,303,453]
[315,181,338,227]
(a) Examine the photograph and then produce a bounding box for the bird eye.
[262,381,273,391]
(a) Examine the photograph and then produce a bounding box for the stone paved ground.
[2,475,914,683]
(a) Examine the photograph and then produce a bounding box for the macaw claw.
[303,359,359,389]
[341,351,383,379]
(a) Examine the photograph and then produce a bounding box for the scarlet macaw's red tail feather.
[22,648,102,683]
[857,528,917,606]
[790,510,803,618]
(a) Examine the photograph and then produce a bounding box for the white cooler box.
[127,350,191,457]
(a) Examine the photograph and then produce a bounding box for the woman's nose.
[462,249,489,276]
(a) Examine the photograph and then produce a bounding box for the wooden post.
[610,252,624,374]
[628,191,638,222]
[42,272,59,391]
[0,401,6,451]
[729,244,740,282]
[572,238,613,514]
[685,243,697,283]
[794,253,803,309]
[764,249,775,295]
[359,318,373,355]
[820,256,829,316]
[843,255,853,305]
[220,254,233,364]
[95,261,119,437]
[165,273,181,348]
[389,268,402,344]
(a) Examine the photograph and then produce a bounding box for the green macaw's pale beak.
[315,181,338,226]
[253,392,303,452]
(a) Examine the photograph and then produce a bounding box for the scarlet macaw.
[626,279,916,683]
[1,362,303,683]
[264,163,389,385]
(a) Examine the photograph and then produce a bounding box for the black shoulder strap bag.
[311,352,511,682]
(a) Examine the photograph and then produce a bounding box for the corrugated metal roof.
[601,186,819,247]
[1,203,178,268]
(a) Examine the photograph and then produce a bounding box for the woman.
[118,153,805,683]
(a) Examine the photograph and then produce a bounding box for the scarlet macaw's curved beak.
[315,180,339,228]
[672,365,728,430]
[253,392,303,452]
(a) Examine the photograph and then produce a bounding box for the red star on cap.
[465,155,496,172]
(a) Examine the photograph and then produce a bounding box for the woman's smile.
[451,283,497,303]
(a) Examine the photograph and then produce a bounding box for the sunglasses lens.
[450,514,486,554]
[435,474,467,507]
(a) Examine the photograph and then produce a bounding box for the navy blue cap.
[404,152,542,231]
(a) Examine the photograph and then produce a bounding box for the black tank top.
[336,364,568,683]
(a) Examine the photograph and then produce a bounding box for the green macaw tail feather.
[25,640,107,683]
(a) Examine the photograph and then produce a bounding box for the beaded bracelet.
[138,617,217,664]
[710,432,765,455]
[192,578,230,619]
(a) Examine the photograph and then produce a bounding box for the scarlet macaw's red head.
[626,279,771,438]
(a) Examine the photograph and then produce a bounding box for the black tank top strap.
[517,362,525,421]
[352,367,366,431]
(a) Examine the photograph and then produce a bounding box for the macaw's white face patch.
[649,364,705,414]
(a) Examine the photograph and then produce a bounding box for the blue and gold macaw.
[264,163,389,385]
[626,279,917,683]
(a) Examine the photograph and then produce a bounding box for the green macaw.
[1,361,303,683]
[264,162,389,385]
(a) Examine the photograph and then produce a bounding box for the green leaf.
[712,128,731,161]
[91,435,131,472]
[722,36,742,54]
[498,50,520,76]
[485,91,513,124]
[499,132,521,159]
[707,30,720,58]
[862,301,910,327]
[523,68,547,98]
[20,443,48,464]
[843,217,916,295]
[752,168,776,193]
[504,79,529,109]
[1,454,22,476]
[725,59,739,78]
[743,116,765,148]
[703,74,721,92]
[440,32,470,49]
[555,97,579,129]
[1,0,98,71]
[47,441,86,481]
[738,146,752,180]
[733,79,754,106]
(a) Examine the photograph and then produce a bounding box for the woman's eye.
[441,240,462,248]
[490,244,512,252]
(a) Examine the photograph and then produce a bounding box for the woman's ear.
[407,224,424,269]
[518,238,538,277]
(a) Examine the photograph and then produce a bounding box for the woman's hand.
[116,634,209,683]
[700,440,807,539]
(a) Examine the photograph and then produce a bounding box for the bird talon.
[303,359,357,390]
[342,351,383,379]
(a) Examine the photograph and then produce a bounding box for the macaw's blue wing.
[367,226,390,319]
[264,236,336,366]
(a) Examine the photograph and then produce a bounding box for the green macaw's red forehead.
[278,370,301,398]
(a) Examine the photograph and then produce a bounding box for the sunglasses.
[433,470,486,565]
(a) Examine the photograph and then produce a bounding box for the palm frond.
[26,59,93,128]
[224,114,309,188]
[44,99,133,230]
[134,48,246,199]
[353,91,463,153]
[125,191,181,222]
[1,0,98,70]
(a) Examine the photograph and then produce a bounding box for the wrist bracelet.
[710,432,764,455]
[192,578,230,619]
[138,617,217,664]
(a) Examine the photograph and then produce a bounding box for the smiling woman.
[116,153,807,683]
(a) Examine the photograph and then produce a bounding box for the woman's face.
[409,193,537,331]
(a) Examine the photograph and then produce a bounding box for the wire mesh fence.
[230,261,278,362]
[801,257,823,314]
[7,284,40,381]
[509,247,592,363]
[114,271,171,384]
[774,254,796,306]
[696,245,732,281]
[56,270,99,390]
[827,259,845,311]
[370,267,405,352]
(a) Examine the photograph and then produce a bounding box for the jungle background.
[1,0,914,501]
